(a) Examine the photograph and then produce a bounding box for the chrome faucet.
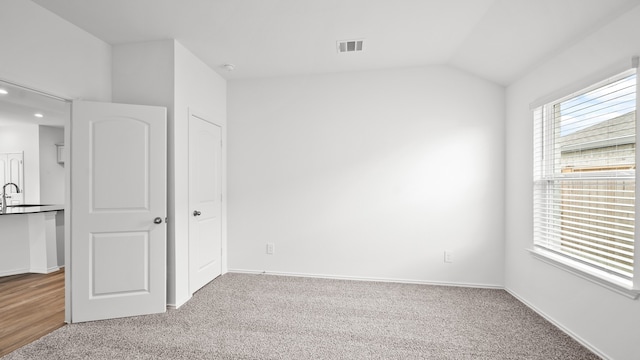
[1,183,21,213]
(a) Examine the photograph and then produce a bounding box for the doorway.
[0,79,70,354]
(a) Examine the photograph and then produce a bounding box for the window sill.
[527,248,639,300]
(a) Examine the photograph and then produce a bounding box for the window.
[533,67,638,292]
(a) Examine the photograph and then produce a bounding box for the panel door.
[189,113,222,293]
[71,101,167,322]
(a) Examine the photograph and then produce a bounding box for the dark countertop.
[0,205,64,215]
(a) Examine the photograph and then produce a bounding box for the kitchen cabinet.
[0,206,64,276]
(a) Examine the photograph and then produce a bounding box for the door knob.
[193,210,202,217]
[153,217,163,224]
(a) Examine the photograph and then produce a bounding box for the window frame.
[530,62,640,299]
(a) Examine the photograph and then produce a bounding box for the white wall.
[38,126,65,205]
[0,125,65,204]
[173,41,227,306]
[505,5,640,360]
[0,124,40,203]
[0,0,111,101]
[112,39,177,304]
[112,41,175,109]
[113,39,227,308]
[228,66,505,286]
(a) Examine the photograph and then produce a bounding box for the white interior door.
[189,113,222,293]
[0,153,24,205]
[71,101,167,323]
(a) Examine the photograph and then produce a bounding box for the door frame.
[63,100,72,323]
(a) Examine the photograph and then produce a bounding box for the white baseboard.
[505,288,609,360]
[29,266,60,274]
[228,268,504,289]
[0,268,30,277]
[0,266,63,277]
[167,295,192,310]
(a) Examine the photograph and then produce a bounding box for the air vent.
[337,39,364,53]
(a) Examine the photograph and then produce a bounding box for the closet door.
[188,113,222,293]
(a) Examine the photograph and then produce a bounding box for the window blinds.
[533,69,637,280]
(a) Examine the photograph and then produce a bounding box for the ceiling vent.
[337,39,364,53]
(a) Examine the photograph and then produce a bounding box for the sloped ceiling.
[30,0,640,85]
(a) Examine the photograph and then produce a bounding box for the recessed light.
[0,89,8,95]
[34,113,44,118]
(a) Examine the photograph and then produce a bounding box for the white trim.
[528,248,639,299]
[0,268,30,277]
[635,62,640,290]
[167,294,193,310]
[29,266,61,274]
[65,101,71,324]
[506,288,611,360]
[0,265,63,277]
[228,269,504,289]
[0,78,71,103]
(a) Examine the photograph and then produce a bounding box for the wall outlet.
[444,251,453,263]
[266,242,275,255]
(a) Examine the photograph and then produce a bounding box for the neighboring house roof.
[561,111,635,153]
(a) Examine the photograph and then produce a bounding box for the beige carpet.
[2,273,599,359]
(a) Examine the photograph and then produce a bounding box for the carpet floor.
[2,273,600,359]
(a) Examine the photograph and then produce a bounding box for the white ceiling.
[0,81,69,127]
[29,0,640,85]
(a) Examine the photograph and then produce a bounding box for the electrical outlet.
[266,243,275,255]
[444,251,453,263]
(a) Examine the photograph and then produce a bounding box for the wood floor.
[0,269,65,357]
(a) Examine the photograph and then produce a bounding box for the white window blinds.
[533,68,637,282]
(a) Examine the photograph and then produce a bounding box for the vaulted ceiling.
[29,0,640,85]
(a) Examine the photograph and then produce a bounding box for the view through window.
[533,69,636,283]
